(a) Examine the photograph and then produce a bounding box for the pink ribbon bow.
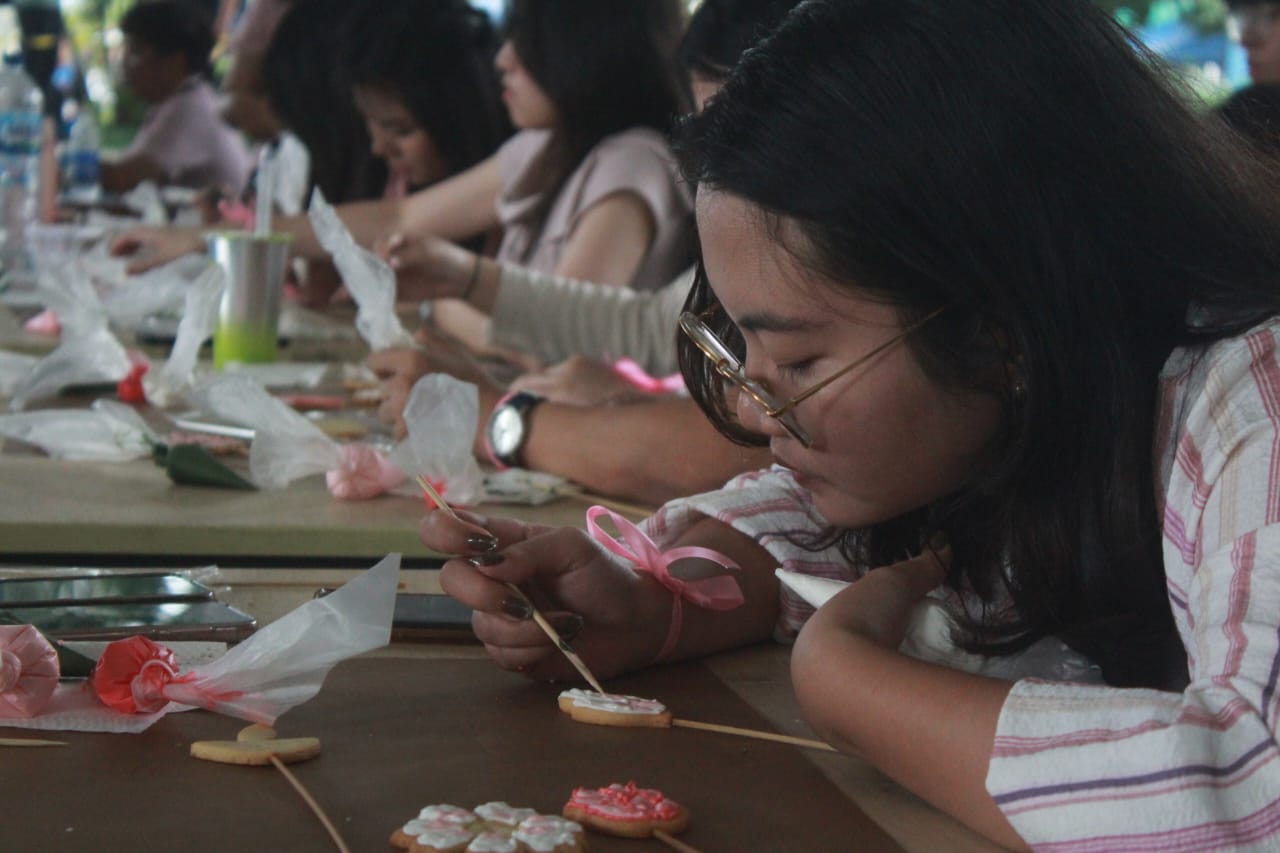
[586,505,744,660]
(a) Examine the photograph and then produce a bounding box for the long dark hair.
[676,0,1280,688]
[503,0,688,183]
[339,0,511,184]
[262,0,386,204]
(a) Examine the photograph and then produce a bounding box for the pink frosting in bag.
[0,625,59,718]
[325,444,406,500]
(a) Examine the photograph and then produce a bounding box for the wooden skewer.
[0,737,67,747]
[653,829,703,853]
[671,718,836,752]
[416,475,608,695]
[268,755,350,853]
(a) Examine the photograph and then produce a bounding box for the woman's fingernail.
[466,534,499,553]
[928,530,949,551]
[550,614,584,643]
[466,553,505,569]
[501,596,532,620]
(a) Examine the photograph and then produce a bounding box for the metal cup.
[206,230,292,368]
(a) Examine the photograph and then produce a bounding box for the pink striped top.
[645,317,1280,849]
[985,317,1280,850]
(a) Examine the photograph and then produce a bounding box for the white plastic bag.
[189,373,340,489]
[158,552,399,723]
[142,263,226,407]
[390,373,485,505]
[7,258,131,410]
[307,189,414,351]
[0,349,37,396]
[5,554,400,731]
[0,398,157,460]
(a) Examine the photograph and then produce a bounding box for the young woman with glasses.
[421,1,1280,848]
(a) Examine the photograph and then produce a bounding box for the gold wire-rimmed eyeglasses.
[678,306,945,447]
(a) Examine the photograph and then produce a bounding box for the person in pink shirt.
[102,0,251,194]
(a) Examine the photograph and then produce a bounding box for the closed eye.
[776,359,818,381]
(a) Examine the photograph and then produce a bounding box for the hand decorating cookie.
[390,802,586,853]
[557,688,672,728]
[563,781,690,839]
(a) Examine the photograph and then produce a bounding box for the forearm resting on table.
[791,608,1026,851]
[522,397,772,506]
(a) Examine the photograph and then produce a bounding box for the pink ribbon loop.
[610,358,686,394]
[586,506,745,611]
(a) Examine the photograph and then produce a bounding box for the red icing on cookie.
[566,781,681,822]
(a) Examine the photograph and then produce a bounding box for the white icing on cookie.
[474,801,538,826]
[411,820,474,849]
[417,804,476,824]
[559,688,667,715]
[467,830,519,853]
[514,815,583,852]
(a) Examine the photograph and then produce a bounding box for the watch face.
[490,405,525,456]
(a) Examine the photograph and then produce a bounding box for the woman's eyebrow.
[736,311,822,334]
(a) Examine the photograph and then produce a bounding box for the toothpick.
[654,829,703,853]
[671,718,836,752]
[0,737,67,747]
[501,582,607,694]
[269,755,350,853]
[416,475,608,694]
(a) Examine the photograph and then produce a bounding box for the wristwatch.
[484,391,545,470]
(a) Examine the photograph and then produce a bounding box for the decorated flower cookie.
[390,802,585,853]
[563,781,690,839]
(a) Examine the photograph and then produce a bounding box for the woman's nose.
[732,384,785,439]
[495,40,514,73]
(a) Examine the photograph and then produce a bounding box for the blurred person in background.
[101,0,251,194]
[1228,0,1280,83]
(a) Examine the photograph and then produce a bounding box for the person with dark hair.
[259,0,385,210]
[416,1,1280,848]
[360,0,802,505]
[341,0,508,201]
[102,0,251,193]
[1228,0,1280,83]
[111,0,693,330]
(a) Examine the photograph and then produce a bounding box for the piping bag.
[0,625,59,718]
[90,553,399,724]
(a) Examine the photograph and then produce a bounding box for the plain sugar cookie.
[190,736,321,766]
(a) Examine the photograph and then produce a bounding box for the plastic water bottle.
[0,53,44,284]
[63,105,100,203]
